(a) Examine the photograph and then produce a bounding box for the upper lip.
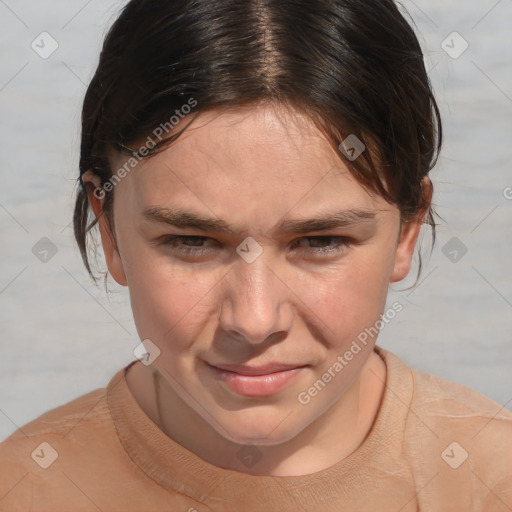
[208,362,307,376]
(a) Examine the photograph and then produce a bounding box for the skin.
[82,102,431,477]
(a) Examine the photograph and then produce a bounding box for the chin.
[211,409,308,446]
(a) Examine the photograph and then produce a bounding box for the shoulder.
[380,348,512,509]
[0,384,116,510]
[0,383,111,461]
[408,361,512,435]
[2,386,109,443]
[379,347,512,427]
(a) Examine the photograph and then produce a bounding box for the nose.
[218,254,294,345]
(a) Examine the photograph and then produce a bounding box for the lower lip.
[210,366,305,397]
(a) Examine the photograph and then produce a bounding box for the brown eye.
[292,236,351,256]
[158,235,216,255]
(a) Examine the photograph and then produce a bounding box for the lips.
[210,362,306,376]
[207,362,308,397]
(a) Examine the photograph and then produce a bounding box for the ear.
[390,177,433,283]
[81,171,128,286]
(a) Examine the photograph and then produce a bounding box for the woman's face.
[90,103,424,445]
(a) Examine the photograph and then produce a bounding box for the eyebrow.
[141,206,377,235]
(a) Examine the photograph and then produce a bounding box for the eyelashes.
[157,235,352,258]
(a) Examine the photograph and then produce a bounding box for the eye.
[156,235,352,258]
[157,235,216,256]
[291,236,352,256]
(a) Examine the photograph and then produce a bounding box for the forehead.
[143,103,341,179]
[109,103,394,229]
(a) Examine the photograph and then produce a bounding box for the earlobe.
[81,171,128,287]
[97,216,128,287]
[390,220,422,283]
[81,170,104,220]
[390,177,432,283]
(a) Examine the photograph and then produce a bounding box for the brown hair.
[74,0,442,284]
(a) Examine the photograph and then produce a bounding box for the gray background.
[1,0,511,443]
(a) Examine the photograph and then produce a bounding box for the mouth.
[206,362,308,397]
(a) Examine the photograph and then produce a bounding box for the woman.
[1,0,510,510]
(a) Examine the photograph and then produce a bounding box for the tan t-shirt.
[1,347,511,511]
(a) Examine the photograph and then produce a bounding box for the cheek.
[123,243,215,346]
[307,258,392,341]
